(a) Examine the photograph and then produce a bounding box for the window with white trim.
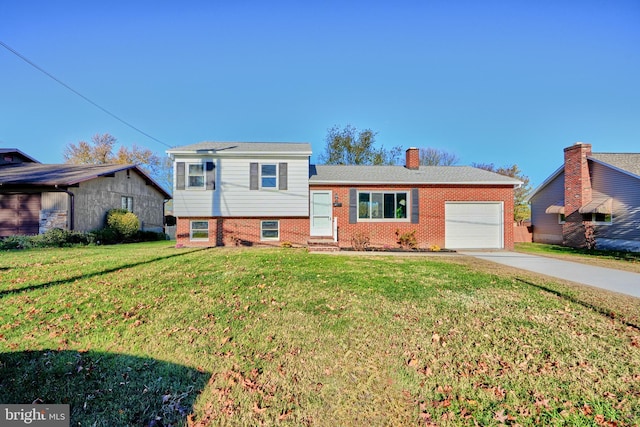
[121,196,133,212]
[358,192,408,221]
[558,214,566,224]
[582,213,612,225]
[190,221,209,240]
[261,220,279,240]
[188,164,205,188]
[261,164,277,188]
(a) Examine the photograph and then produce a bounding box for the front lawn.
[1,242,639,426]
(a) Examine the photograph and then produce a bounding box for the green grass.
[1,242,639,426]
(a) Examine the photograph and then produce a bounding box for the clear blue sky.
[2,0,639,188]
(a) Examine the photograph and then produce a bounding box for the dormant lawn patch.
[1,242,639,426]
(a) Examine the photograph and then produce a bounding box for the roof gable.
[0,163,171,198]
[589,153,640,178]
[0,148,40,165]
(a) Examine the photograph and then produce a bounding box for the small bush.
[0,235,34,250]
[106,209,140,240]
[133,230,168,242]
[281,241,293,248]
[395,230,417,250]
[32,228,91,247]
[351,232,370,251]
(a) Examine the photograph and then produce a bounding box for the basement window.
[261,220,279,240]
[190,221,209,240]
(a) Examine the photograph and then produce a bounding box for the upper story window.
[175,161,215,191]
[261,164,277,188]
[188,164,205,188]
[358,191,408,221]
[250,163,287,191]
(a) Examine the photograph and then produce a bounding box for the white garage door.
[445,202,503,249]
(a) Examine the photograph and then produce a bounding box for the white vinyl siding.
[172,156,309,217]
[445,202,503,249]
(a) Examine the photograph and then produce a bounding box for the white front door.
[310,191,333,237]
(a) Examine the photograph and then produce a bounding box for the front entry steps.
[307,238,340,253]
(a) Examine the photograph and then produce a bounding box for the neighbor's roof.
[167,142,312,156]
[528,151,640,201]
[0,162,171,198]
[589,153,640,177]
[310,165,522,185]
[0,148,39,163]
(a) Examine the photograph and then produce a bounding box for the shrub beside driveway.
[1,242,639,426]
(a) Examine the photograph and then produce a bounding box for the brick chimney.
[563,142,592,247]
[405,147,420,170]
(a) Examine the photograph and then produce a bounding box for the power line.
[0,40,172,149]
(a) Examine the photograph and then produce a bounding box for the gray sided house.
[0,149,171,237]
[529,143,640,252]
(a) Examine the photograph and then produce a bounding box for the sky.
[1,0,639,188]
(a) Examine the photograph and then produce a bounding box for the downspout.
[55,185,75,231]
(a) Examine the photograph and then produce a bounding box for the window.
[188,164,205,188]
[121,196,133,212]
[190,221,209,240]
[582,213,612,224]
[261,164,277,188]
[261,220,279,240]
[358,192,408,221]
[558,214,566,224]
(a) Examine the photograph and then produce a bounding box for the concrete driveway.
[460,251,640,298]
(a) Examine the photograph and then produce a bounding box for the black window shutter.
[278,163,288,190]
[349,188,357,224]
[206,161,215,190]
[249,163,259,190]
[176,162,185,190]
[411,188,419,224]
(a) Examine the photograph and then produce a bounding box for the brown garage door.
[0,194,41,237]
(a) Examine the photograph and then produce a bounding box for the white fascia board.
[309,180,522,186]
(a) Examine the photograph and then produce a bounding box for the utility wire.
[0,40,172,149]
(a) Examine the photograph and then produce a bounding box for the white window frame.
[121,196,133,212]
[260,164,277,189]
[584,212,612,225]
[187,163,206,189]
[190,220,209,241]
[260,220,280,241]
[357,191,409,222]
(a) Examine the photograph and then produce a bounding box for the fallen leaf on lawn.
[253,402,267,414]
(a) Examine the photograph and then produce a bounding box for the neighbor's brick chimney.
[563,142,592,247]
[405,147,420,170]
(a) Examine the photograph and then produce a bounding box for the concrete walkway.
[460,251,640,298]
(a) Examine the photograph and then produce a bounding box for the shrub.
[395,230,417,250]
[133,230,168,242]
[32,228,91,247]
[351,232,370,251]
[106,209,140,240]
[0,235,34,250]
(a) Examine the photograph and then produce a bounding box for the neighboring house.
[528,142,640,251]
[167,142,522,250]
[0,149,171,237]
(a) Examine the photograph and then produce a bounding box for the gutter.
[55,185,75,231]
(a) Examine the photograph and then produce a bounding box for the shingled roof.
[168,142,312,155]
[310,165,522,185]
[0,162,171,198]
[589,153,640,178]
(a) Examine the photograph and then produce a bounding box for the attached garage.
[445,202,503,249]
[0,193,41,237]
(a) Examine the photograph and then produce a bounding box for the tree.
[64,133,171,192]
[472,162,532,224]
[419,147,459,166]
[320,125,402,165]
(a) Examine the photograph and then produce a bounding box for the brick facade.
[176,184,515,250]
[562,143,592,247]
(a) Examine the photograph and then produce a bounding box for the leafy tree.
[320,125,402,165]
[472,162,532,224]
[419,147,459,166]
[64,133,171,192]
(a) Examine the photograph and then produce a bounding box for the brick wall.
[176,184,516,249]
[316,184,515,250]
[176,217,309,247]
[562,143,592,247]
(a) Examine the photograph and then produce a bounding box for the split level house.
[529,142,640,252]
[0,148,171,237]
[168,142,522,250]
